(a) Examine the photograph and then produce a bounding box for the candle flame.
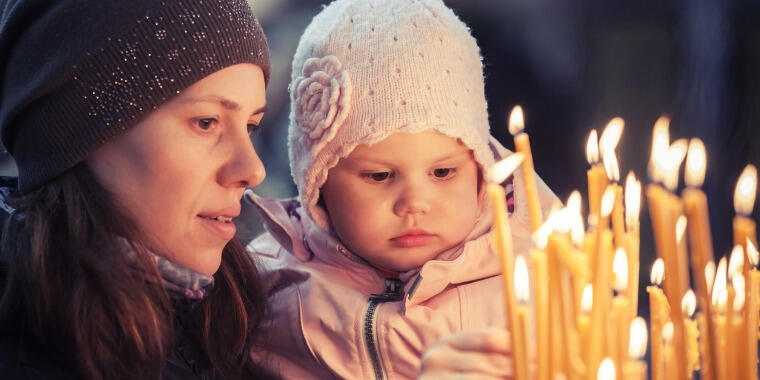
[508,105,525,136]
[599,117,624,153]
[571,214,585,248]
[567,190,582,217]
[514,255,530,304]
[733,273,746,312]
[581,284,593,315]
[728,245,744,280]
[681,289,696,318]
[648,116,670,182]
[628,317,648,360]
[624,172,641,229]
[712,257,728,311]
[601,186,616,217]
[676,215,687,244]
[705,261,716,294]
[662,321,674,342]
[662,139,688,191]
[602,148,620,182]
[613,247,628,292]
[532,210,556,249]
[747,238,759,267]
[685,138,706,187]
[734,164,758,216]
[597,357,616,380]
[651,258,665,286]
[488,153,524,184]
[586,129,600,165]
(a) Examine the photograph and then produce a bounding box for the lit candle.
[611,247,629,376]
[647,258,669,380]
[597,357,616,380]
[515,256,531,380]
[587,129,609,223]
[682,138,716,380]
[624,172,642,321]
[487,153,528,380]
[734,164,758,286]
[746,240,760,380]
[600,118,626,250]
[681,290,700,376]
[624,317,648,380]
[662,322,678,380]
[509,106,543,232]
[725,245,746,380]
[531,247,550,380]
[712,258,729,380]
[587,187,615,380]
[730,273,747,380]
[578,283,593,361]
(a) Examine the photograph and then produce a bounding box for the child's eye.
[194,117,219,131]
[361,171,393,182]
[432,168,456,179]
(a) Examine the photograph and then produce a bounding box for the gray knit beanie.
[0,0,270,193]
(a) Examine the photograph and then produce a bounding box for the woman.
[0,0,276,378]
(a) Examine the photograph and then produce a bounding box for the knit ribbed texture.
[288,0,493,232]
[0,0,270,193]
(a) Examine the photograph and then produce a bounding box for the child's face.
[321,131,483,272]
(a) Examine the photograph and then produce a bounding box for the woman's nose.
[219,131,266,189]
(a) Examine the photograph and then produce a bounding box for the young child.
[247,0,557,378]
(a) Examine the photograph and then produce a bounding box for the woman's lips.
[390,230,434,248]
[198,215,237,240]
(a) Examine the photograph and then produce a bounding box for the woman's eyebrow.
[178,95,267,115]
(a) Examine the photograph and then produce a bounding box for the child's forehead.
[347,130,475,163]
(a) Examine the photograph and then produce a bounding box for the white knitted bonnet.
[288,0,493,231]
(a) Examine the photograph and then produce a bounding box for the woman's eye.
[195,117,218,131]
[362,172,392,182]
[432,168,456,179]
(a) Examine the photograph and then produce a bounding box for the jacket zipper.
[364,278,404,380]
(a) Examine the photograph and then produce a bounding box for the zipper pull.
[370,278,404,302]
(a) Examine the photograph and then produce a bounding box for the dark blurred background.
[3,0,759,325]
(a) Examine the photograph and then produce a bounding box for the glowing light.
[489,153,524,184]
[712,257,728,311]
[602,148,620,182]
[685,138,706,187]
[728,245,745,280]
[515,256,530,304]
[597,358,616,380]
[648,116,670,182]
[676,215,687,244]
[628,317,648,360]
[581,284,593,315]
[747,239,759,267]
[681,289,696,318]
[613,248,628,292]
[734,164,758,216]
[733,273,746,312]
[663,321,674,342]
[601,186,616,218]
[705,261,716,294]
[599,117,625,155]
[508,105,525,136]
[650,258,665,286]
[587,129,600,165]
[662,139,688,191]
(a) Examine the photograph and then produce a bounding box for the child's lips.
[390,230,435,248]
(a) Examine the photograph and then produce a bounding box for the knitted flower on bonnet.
[288,0,494,232]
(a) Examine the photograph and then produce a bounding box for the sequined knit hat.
[0,0,270,193]
[288,0,493,231]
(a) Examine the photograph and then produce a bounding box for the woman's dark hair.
[0,163,267,379]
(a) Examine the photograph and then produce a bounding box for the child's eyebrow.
[432,150,472,163]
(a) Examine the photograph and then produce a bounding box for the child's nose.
[393,186,432,216]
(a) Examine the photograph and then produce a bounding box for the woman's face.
[88,63,267,275]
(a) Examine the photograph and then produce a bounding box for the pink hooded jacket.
[247,138,558,379]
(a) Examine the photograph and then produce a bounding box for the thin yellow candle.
[712,258,729,380]
[587,187,615,380]
[487,153,528,380]
[509,106,543,232]
[578,283,593,361]
[624,172,642,321]
[531,249,550,380]
[586,129,609,222]
[681,290,700,376]
[730,273,747,380]
[746,240,760,380]
[734,164,758,285]
[514,256,531,380]
[662,322,678,380]
[682,138,716,380]
[624,317,648,380]
[611,247,629,377]
[647,258,669,380]
[546,232,570,378]
[599,118,626,250]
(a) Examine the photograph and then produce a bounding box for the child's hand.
[419,328,513,379]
